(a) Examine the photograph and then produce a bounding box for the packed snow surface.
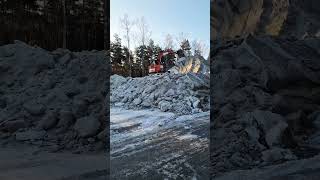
[110,107,209,179]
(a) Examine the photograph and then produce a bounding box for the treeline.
[0,0,104,51]
[111,34,163,77]
[111,14,209,77]
[111,34,198,77]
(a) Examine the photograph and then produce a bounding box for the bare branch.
[120,13,134,49]
[163,33,174,50]
[175,32,190,46]
[192,39,209,57]
[136,16,151,46]
[120,14,135,76]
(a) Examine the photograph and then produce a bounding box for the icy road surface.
[110,108,210,180]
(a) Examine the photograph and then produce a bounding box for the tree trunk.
[62,0,67,48]
[127,33,132,77]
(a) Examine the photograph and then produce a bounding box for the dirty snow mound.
[111,73,209,115]
[0,41,108,152]
[210,35,320,177]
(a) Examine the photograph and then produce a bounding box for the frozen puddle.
[110,107,210,179]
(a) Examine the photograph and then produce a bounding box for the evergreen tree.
[123,47,133,65]
[147,39,155,65]
[147,40,162,65]
[123,46,133,75]
[0,0,104,50]
[180,39,191,56]
[110,34,124,65]
[153,45,162,62]
[135,44,150,75]
[135,45,147,66]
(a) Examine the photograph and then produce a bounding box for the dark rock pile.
[0,41,108,153]
[210,35,320,177]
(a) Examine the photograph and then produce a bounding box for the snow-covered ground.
[110,107,210,179]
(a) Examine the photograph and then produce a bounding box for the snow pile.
[170,55,210,88]
[111,73,209,115]
[169,55,209,75]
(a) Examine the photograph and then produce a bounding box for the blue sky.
[110,0,210,55]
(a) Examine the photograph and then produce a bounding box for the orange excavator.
[148,49,185,74]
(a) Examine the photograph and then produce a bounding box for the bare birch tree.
[136,16,151,76]
[120,14,134,76]
[192,39,209,57]
[175,32,190,47]
[163,33,174,50]
[136,16,151,46]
